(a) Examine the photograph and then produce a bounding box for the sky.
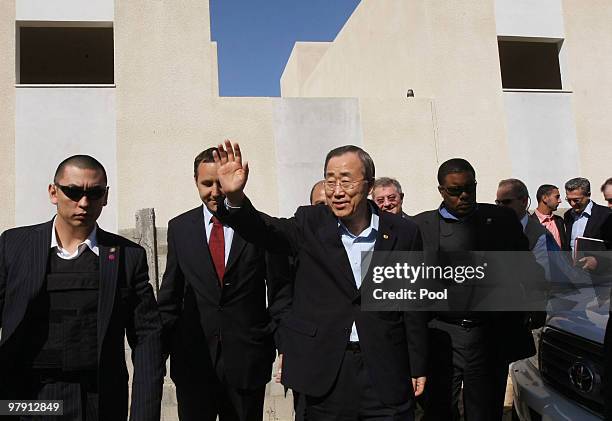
[210,0,361,97]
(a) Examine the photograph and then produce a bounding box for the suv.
[511,286,609,420]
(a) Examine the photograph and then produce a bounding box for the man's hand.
[275,354,283,383]
[412,376,426,397]
[213,139,249,206]
[577,256,598,271]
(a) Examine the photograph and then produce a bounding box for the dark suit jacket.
[157,206,292,390]
[0,220,164,421]
[413,204,538,363]
[217,199,428,405]
[564,201,612,248]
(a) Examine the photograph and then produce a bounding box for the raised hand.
[213,139,249,206]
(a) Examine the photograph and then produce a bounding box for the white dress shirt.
[338,206,379,342]
[570,200,593,251]
[50,218,99,260]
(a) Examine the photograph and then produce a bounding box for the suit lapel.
[315,213,358,296]
[97,228,119,361]
[29,221,53,302]
[225,231,246,276]
[374,213,398,252]
[421,211,441,251]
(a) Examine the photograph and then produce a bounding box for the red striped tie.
[209,216,225,286]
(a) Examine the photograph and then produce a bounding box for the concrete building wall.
[562,0,612,194]
[284,0,512,205]
[495,0,564,38]
[503,91,580,200]
[272,98,362,216]
[15,87,118,230]
[360,98,441,215]
[17,0,114,21]
[0,0,16,232]
[280,42,330,97]
[114,0,217,229]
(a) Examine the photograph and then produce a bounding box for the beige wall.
[286,0,512,203]
[114,0,217,229]
[360,98,441,215]
[280,42,330,97]
[113,95,279,230]
[562,0,612,193]
[0,0,15,232]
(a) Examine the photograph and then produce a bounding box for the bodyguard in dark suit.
[213,141,428,421]
[414,159,535,421]
[157,148,292,421]
[0,155,163,421]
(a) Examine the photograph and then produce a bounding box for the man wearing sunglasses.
[414,159,536,420]
[0,155,164,421]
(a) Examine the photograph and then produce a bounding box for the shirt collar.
[203,204,224,226]
[438,205,459,221]
[534,208,553,222]
[573,200,593,219]
[520,213,529,230]
[50,218,99,257]
[338,203,379,238]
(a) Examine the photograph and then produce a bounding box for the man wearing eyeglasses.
[213,141,428,421]
[563,177,612,271]
[414,159,536,420]
[372,177,409,219]
[0,155,164,421]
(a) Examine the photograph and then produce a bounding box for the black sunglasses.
[441,182,477,197]
[56,184,108,202]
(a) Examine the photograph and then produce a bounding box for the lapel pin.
[486,218,492,225]
[109,247,116,261]
[108,254,115,261]
[110,247,116,252]
[383,234,389,239]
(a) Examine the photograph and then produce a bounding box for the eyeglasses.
[375,195,399,204]
[324,179,365,192]
[495,198,517,206]
[56,184,108,202]
[440,182,477,197]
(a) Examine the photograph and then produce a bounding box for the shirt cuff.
[224,197,242,210]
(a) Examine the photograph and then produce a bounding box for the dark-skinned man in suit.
[212,140,428,421]
[414,159,536,421]
[0,155,163,421]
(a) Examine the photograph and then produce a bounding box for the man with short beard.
[532,184,568,250]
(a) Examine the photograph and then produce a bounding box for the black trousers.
[19,377,99,421]
[423,319,494,421]
[175,346,265,421]
[305,347,414,421]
